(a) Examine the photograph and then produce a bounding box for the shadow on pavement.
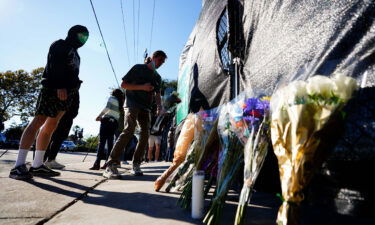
[62,169,104,177]
[26,177,203,224]
[142,165,170,170]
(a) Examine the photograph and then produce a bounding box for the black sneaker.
[29,164,60,177]
[9,164,33,180]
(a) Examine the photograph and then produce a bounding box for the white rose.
[288,80,307,104]
[306,75,336,98]
[271,86,288,112]
[331,73,358,101]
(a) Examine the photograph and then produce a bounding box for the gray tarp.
[178,0,374,116]
[177,0,374,221]
[242,0,374,93]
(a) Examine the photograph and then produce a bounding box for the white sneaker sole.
[103,172,121,179]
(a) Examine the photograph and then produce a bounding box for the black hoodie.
[41,25,89,89]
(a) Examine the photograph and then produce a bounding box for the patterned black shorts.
[35,88,78,118]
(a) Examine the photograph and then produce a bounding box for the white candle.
[192,170,205,219]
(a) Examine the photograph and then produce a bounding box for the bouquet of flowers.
[165,140,197,193]
[270,73,358,225]
[234,96,271,225]
[195,107,222,170]
[154,113,195,192]
[173,107,221,208]
[175,146,197,209]
[204,94,248,225]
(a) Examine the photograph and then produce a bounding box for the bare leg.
[148,146,153,161]
[19,115,48,150]
[155,144,160,161]
[35,111,65,151]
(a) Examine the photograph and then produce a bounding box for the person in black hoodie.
[43,92,80,169]
[9,25,89,180]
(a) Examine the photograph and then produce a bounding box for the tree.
[0,68,44,124]
[76,135,98,152]
[72,125,82,142]
[4,123,26,140]
[84,135,99,150]
[161,79,178,95]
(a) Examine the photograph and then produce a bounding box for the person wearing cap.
[9,25,89,180]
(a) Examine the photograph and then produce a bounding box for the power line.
[120,0,131,68]
[149,0,156,52]
[89,0,120,87]
[136,0,141,62]
[132,0,136,64]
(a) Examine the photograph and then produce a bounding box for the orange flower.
[236,120,244,127]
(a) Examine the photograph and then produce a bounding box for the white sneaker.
[45,160,65,169]
[103,164,121,179]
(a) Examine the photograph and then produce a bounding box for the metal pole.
[82,134,99,162]
[233,57,240,98]
[0,149,9,158]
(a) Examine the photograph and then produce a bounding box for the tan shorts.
[148,135,161,147]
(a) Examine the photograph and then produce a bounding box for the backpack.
[150,113,171,136]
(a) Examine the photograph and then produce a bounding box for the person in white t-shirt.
[90,89,124,170]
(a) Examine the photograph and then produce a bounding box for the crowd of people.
[9,25,180,180]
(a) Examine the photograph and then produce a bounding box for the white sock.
[15,149,30,167]
[32,150,46,168]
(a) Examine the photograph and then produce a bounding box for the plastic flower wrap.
[154,113,195,192]
[166,141,197,194]
[234,96,271,225]
[172,107,222,208]
[270,73,358,225]
[195,107,222,169]
[195,110,221,201]
[204,94,247,225]
[175,143,197,209]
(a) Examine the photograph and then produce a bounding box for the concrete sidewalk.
[0,149,279,225]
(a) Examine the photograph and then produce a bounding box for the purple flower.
[259,99,270,111]
[244,115,259,125]
[243,98,270,117]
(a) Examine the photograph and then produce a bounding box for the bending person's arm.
[155,92,163,114]
[121,80,154,92]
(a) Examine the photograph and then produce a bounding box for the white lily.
[306,75,336,98]
[288,80,307,104]
[331,73,358,101]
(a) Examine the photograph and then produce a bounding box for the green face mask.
[77,32,89,44]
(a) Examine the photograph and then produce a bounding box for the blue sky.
[0,0,202,136]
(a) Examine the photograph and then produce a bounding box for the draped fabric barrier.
[177,0,375,221]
